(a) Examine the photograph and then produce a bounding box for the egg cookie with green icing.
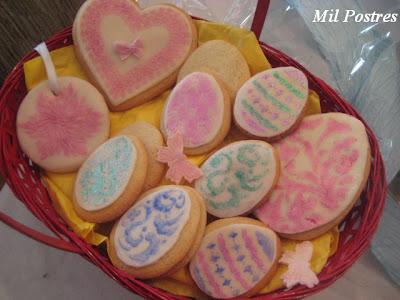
[234,67,309,141]
[194,140,279,218]
[73,134,148,223]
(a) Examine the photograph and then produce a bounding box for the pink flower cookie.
[73,0,197,111]
[16,77,110,173]
[234,67,309,141]
[161,72,231,155]
[190,218,281,299]
[255,113,371,240]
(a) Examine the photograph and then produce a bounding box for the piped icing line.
[197,250,226,298]
[242,99,278,131]
[217,233,252,291]
[279,241,319,289]
[34,42,60,94]
[252,80,292,114]
[272,71,305,99]
[157,131,203,183]
[241,229,266,272]
[115,187,191,267]
[256,231,275,261]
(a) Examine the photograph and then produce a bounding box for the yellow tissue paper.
[23,20,272,245]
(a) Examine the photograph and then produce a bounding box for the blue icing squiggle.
[256,231,275,261]
[77,136,134,210]
[116,188,190,267]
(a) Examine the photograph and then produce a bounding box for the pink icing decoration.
[197,250,225,298]
[241,110,266,134]
[217,233,252,291]
[113,37,144,61]
[279,241,319,289]
[157,131,203,183]
[20,84,102,160]
[79,0,191,101]
[164,72,223,147]
[256,115,365,234]
[241,229,266,272]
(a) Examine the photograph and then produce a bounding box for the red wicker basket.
[0,1,387,299]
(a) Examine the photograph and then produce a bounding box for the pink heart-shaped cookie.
[73,0,197,111]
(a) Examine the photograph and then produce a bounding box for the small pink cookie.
[73,0,197,111]
[255,113,371,240]
[190,218,280,299]
[279,241,319,289]
[157,131,203,184]
[16,77,110,173]
[161,72,231,155]
[234,67,308,141]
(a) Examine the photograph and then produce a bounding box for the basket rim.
[0,24,387,300]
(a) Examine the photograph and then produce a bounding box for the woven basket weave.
[0,1,387,299]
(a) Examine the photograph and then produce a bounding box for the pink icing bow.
[157,131,203,184]
[113,38,144,61]
[279,241,319,289]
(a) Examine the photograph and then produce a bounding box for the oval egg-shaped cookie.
[194,140,279,218]
[161,72,231,155]
[255,113,371,240]
[234,67,308,141]
[73,134,147,223]
[108,185,207,279]
[190,217,281,299]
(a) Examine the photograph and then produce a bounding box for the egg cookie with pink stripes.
[189,217,280,299]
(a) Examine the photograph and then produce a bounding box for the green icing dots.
[242,99,278,131]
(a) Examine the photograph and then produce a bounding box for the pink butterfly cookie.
[157,131,203,184]
[279,241,319,289]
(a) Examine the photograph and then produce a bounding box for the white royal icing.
[194,140,278,218]
[75,135,136,211]
[114,187,191,267]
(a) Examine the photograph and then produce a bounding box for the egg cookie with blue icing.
[108,185,207,279]
[117,121,165,190]
[194,140,280,218]
[189,217,281,299]
[73,134,148,223]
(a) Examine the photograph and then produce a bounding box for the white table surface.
[1,185,399,299]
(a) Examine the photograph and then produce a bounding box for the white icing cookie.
[161,72,231,155]
[114,186,191,267]
[190,219,280,299]
[16,76,110,173]
[255,113,371,239]
[194,140,279,218]
[234,67,308,140]
[74,135,136,211]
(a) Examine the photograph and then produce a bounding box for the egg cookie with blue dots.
[73,134,148,223]
[189,217,281,299]
[108,185,207,279]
